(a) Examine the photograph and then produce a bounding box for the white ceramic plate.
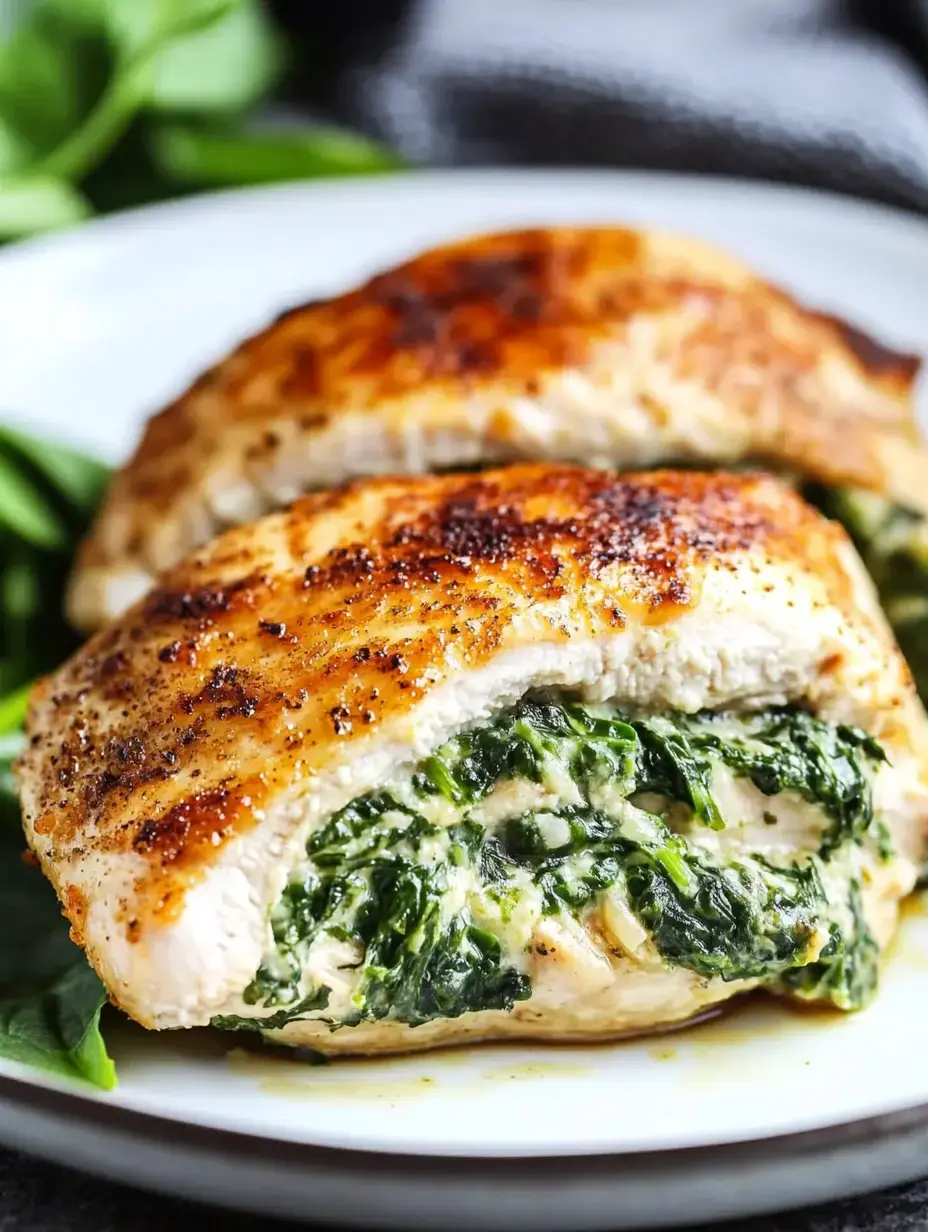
[2,169,928,1230]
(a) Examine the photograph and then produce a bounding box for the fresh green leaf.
[0,745,115,1087]
[33,0,237,185]
[2,555,39,621]
[0,421,116,1088]
[0,425,110,516]
[0,963,115,1087]
[0,448,66,546]
[0,118,35,178]
[151,123,402,187]
[102,0,238,57]
[150,0,283,116]
[39,0,109,30]
[0,11,93,159]
[0,683,31,735]
[0,0,399,239]
[33,67,151,184]
[0,176,90,237]
[0,736,23,804]
[0,426,109,699]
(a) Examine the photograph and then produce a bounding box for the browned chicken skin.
[67,226,923,631]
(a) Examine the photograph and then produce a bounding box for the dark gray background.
[278,0,928,215]
[9,1,928,1228]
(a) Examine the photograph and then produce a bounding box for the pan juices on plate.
[17,466,928,1053]
[66,226,928,700]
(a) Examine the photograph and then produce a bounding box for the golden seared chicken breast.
[20,467,928,1053]
[67,226,928,699]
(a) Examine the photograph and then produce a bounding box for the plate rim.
[2,166,928,271]
[2,1055,928,1162]
[9,1064,928,1230]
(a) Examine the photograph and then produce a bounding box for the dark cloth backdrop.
[276,0,928,214]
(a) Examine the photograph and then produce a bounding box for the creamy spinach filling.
[804,484,928,702]
[213,697,890,1034]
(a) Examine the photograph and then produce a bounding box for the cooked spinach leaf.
[242,807,532,1029]
[804,483,928,703]
[234,695,886,1031]
[493,808,854,989]
[686,709,887,854]
[212,987,331,1033]
[355,869,531,1028]
[423,698,884,841]
[778,878,879,1011]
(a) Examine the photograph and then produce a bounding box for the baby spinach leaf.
[0,419,110,693]
[151,123,401,188]
[0,963,114,1088]
[149,0,282,115]
[0,175,90,237]
[0,14,84,160]
[0,422,115,1088]
[0,119,33,178]
[0,424,110,517]
[0,683,31,735]
[38,0,109,30]
[0,448,66,547]
[102,0,239,58]
[0,0,399,237]
[0,739,115,1088]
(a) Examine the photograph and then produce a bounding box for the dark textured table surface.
[2,1146,927,1232]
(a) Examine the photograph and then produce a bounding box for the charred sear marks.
[132,786,247,866]
[332,231,641,381]
[146,584,231,620]
[369,249,555,367]
[303,468,773,614]
[180,664,260,721]
[144,573,263,626]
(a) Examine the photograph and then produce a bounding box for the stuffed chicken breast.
[24,466,928,1053]
[67,227,928,697]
